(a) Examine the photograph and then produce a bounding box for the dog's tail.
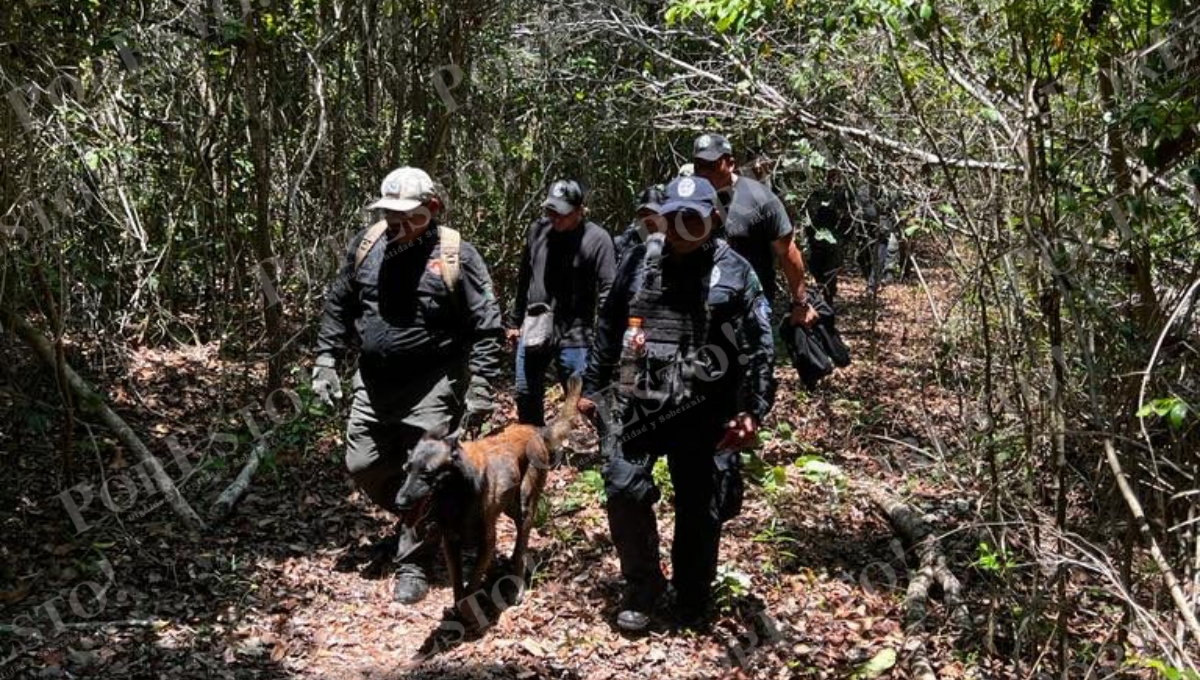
[542,376,582,454]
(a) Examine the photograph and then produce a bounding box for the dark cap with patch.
[658,175,720,218]
[693,133,734,162]
[636,185,666,213]
[542,179,584,214]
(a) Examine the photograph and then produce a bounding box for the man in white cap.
[313,167,502,604]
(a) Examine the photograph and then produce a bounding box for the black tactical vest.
[621,236,713,405]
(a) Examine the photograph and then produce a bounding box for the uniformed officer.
[313,167,502,604]
[864,189,908,291]
[507,180,615,426]
[849,184,883,292]
[691,133,819,328]
[801,167,854,303]
[613,185,667,268]
[578,175,776,631]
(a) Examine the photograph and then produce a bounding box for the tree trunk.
[243,10,284,391]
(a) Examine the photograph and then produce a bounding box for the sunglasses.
[388,206,431,224]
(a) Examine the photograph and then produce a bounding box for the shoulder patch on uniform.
[709,264,722,288]
[746,267,763,295]
[754,297,771,325]
[678,178,696,198]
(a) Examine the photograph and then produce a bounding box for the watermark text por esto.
[56,387,303,534]
[1,556,125,672]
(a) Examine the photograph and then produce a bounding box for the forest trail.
[4,267,1000,680]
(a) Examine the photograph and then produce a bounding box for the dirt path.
[2,269,989,680]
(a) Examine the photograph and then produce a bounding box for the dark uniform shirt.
[583,239,776,424]
[802,186,853,248]
[507,218,616,348]
[719,176,793,298]
[316,224,502,383]
[613,222,645,269]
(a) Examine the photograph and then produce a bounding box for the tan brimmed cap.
[370,167,435,212]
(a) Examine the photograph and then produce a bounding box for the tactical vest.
[621,236,714,405]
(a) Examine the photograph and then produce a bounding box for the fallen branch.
[860,480,972,680]
[210,439,270,523]
[0,307,205,531]
[1104,438,1200,647]
[0,619,168,638]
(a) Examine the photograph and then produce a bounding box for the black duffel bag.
[780,289,851,388]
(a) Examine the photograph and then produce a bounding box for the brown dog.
[395,377,580,616]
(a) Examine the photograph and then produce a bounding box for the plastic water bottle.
[619,317,646,391]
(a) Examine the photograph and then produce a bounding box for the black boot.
[393,562,429,604]
[617,577,666,632]
[672,593,712,630]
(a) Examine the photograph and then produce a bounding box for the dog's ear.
[445,433,461,457]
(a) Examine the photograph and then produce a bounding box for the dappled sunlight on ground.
[2,269,1020,679]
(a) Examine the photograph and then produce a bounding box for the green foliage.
[556,469,607,516]
[760,463,790,497]
[534,495,552,529]
[752,517,800,568]
[794,454,846,489]
[851,648,898,679]
[665,0,789,33]
[973,541,1013,576]
[21,408,52,436]
[1137,397,1191,431]
[742,451,771,481]
[1139,658,1200,680]
[713,565,753,611]
[579,469,605,497]
[652,457,674,501]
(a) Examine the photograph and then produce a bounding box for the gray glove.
[311,355,343,407]
[462,375,496,433]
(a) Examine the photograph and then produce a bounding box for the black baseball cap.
[636,185,666,213]
[693,133,734,162]
[542,179,584,214]
[658,175,720,218]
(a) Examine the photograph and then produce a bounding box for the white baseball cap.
[370,167,436,212]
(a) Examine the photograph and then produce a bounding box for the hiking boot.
[616,579,665,632]
[393,563,429,604]
[673,601,712,631]
[671,589,713,631]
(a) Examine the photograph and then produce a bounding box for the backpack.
[353,220,461,291]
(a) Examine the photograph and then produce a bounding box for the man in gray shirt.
[692,134,819,328]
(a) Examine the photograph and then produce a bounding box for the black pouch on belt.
[713,448,744,522]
